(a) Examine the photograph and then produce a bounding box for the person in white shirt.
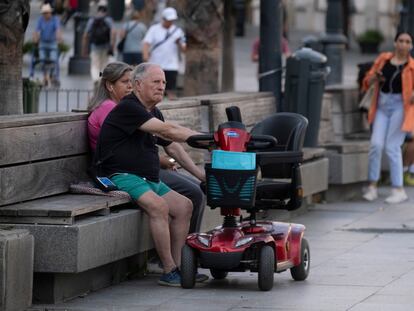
[142,7,186,99]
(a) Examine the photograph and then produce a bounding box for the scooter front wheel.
[290,238,310,281]
[181,244,196,288]
[258,245,275,291]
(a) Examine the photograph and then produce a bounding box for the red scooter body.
[186,221,305,272]
[182,109,310,291]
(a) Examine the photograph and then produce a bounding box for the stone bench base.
[33,253,146,304]
[0,229,34,310]
[322,140,370,202]
[1,209,153,304]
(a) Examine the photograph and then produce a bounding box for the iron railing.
[38,88,93,112]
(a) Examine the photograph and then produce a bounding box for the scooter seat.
[256,180,291,200]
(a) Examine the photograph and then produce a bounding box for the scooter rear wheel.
[181,244,196,288]
[290,238,310,281]
[258,245,275,291]
[210,269,228,280]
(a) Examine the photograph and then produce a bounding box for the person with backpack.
[82,0,115,84]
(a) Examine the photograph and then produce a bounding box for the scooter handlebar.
[186,134,215,149]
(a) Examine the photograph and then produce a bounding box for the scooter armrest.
[256,151,303,166]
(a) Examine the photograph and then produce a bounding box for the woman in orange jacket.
[362,31,414,204]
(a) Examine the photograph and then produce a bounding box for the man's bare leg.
[137,191,176,273]
[162,191,192,267]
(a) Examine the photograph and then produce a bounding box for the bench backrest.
[0,113,89,206]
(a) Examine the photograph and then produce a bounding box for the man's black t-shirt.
[95,93,171,182]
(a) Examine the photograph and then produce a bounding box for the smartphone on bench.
[95,176,118,192]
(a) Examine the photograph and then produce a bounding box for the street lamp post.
[68,0,90,75]
[259,0,282,111]
[320,0,347,85]
[408,0,414,51]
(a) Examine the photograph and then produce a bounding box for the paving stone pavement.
[27,186,414,311]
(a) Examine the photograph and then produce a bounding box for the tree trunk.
[175,0,223,96]
[221,0,234,92]
[0,0,30,115]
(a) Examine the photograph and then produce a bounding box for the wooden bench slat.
[0,156,89,206]
[0,120,88,166]
[0,112,87,129]
[0,216,74,225]
[0,194,131,220]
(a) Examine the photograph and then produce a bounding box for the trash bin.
[284,47,328,147]
[302,35,323,53]
[22,78,41,113]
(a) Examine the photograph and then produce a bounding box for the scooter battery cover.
[205,164,257,208]
[212,150,256,170]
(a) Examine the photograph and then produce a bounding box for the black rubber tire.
[210,269,228,280]
[181,244,196,288]
[290,238,310,281]
[258,245,275,291]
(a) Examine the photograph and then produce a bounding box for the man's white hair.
[132,63,160,82]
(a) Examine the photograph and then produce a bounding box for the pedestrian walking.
[117,10,147,66]
[142,7,186,99]
[82,0,116,84]
[362,31,414,204]
[61,0,79,27]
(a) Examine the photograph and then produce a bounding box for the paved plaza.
[23,2,414,311]
[29,186,414,311]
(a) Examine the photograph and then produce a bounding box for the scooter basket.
[205,164,257,209]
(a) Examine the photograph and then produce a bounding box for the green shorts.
[110,173,171,200]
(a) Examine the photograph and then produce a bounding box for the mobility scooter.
[182,107,310,291]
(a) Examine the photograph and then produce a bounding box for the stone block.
[323,140,370,154]
[301,158,329,197]
[321,93,333,120]
[325,85,359,113]
[208,94,276,130]
[185,92,274,130]
[318,120,335,144]
[324,182,366,202]
[159,100,208,164]
[32,253,146,304]
[2,209,152,273]
[0,228,34,311]
[331,112,366,136]
[326,151,369,184]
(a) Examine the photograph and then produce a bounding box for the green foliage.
[22,41,36,54]
[22,40,70,54]
[357,29,384,44]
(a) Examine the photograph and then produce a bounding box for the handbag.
[359,83,375,111]
[117,22,139,53]
[117,38,126,53]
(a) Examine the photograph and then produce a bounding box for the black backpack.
[89,17,111,45]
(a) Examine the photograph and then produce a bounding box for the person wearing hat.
[82,0,116,84]
[142,7,186,99]
[33,3,62,87]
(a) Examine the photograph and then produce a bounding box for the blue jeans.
[368,92,407,187]
[38,42,59,80]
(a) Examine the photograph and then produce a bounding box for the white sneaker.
[385,189,408,204]
[362,186,378,201]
